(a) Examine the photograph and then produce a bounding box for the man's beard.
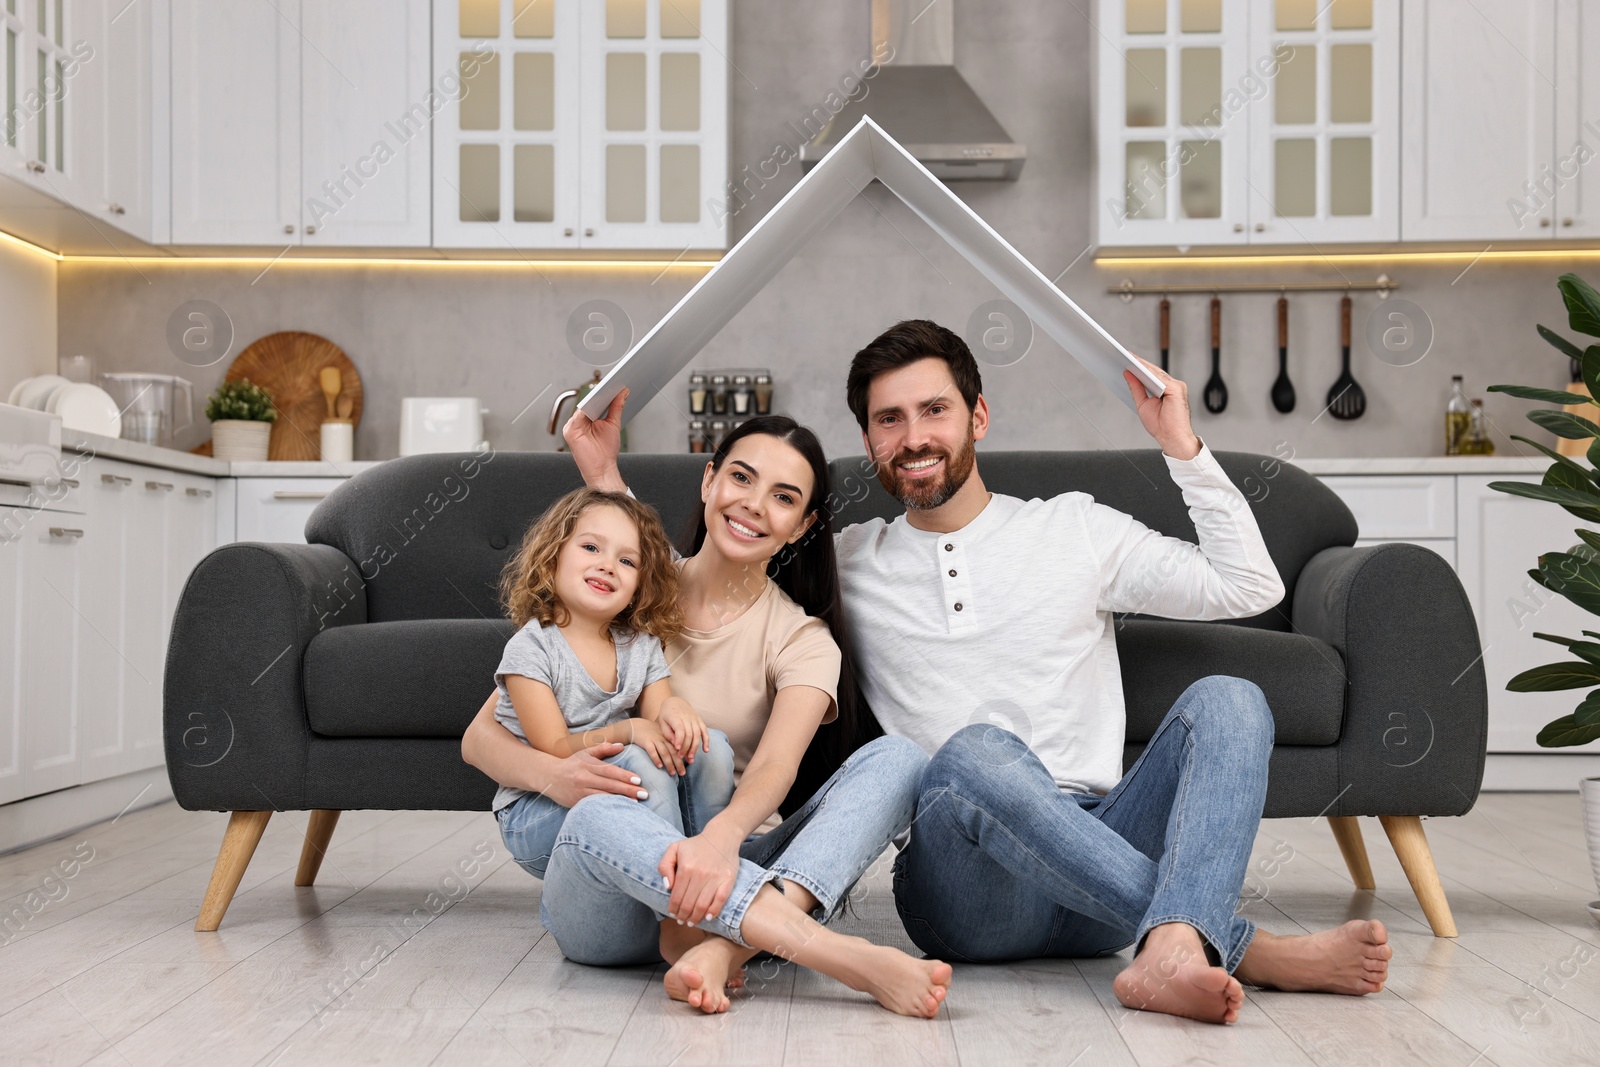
[876,429,978,510]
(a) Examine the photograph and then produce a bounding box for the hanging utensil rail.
[1108,274,1397,299]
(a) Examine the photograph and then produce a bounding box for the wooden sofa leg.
[1327,816,1376,890]
[296,810,341,887]
[196,810,272,932]
[1379,815,1458,938]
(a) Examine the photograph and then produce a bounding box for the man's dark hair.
[846,319,984,432]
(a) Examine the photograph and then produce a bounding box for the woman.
[461,392,951,1018]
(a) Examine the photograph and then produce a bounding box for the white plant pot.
[1581,777,1600,916]
[211,419,271,461]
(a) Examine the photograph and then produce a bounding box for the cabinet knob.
[564,227,574,237]
[1563,217,1574,228]
[108,202,125,215]
[145,480,174,491]
[284,224,296,234]
[1540,217,1551,227]
[305,225,317,235]
[1233,223,1244,233]
[585,228,595,237]
[26,160,44,173]
[48,527,84,539]
[1254,222,1265,232]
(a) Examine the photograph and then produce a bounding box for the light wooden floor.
[0,794,1597,1066]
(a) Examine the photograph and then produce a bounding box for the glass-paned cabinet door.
[1246,0,1398,242]
[1095,0,1250,247]
[434,0,583,248]
[578,0,728,250]
[4,0,72,190]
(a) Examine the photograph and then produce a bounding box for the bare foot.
[660,919,706,966]
[664,936,756,1014]
[1113,923,1244,1025]
[834,942,953,1019]
[1234,920,1391,995]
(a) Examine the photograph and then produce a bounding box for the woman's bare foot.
[1234,919,1391,994]
[837,943,954,1019]
[1113,923,1244,1024]
[664,935,756,1013]
[660,919,709,966]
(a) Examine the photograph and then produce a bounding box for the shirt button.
[944,543,953,552]
[948,569,957,577]
[954,602,963,611]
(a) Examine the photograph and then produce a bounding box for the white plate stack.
[6,374,121,438]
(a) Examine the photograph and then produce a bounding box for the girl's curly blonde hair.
[499,487,683,643]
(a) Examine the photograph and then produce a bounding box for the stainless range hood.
[800,0,1025,181]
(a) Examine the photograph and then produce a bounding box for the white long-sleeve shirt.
[835,440,1286,795]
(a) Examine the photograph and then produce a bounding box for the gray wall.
[55,1,1592,462]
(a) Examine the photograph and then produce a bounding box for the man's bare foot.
[664,935,754,1014]
[1234,919,1391,994]
[1113,923,1244,1024]
[832,942,953,1019]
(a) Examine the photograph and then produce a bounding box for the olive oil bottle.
[1445,375,1471,455]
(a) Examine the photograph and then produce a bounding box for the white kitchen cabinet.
[1557,0,1600,238]
[1456,475,1600,754]
[235,477,342,543]
[68,0,160,241]
[2,0,83,200]
[169,0,299,244]
[0,512,25,806]
[300,0,432,246]
[1317,474,1455,540]
[77,464,126,785]
[19,509,86,797]
[1245,0,1398,244]
[1400,0,1558,241]
[433,0,728,250]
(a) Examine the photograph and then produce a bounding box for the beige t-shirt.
[666,573,841,833]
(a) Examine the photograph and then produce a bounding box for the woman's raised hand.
[563,387,629,492]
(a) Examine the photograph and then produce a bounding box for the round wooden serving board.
[223,331,363,461]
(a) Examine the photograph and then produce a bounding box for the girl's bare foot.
[1113,923,1244,1024]
[664,936,754,1013]
[1234,919,1391,994]
[660,919,707,966]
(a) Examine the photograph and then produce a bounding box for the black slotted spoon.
[1325,294,1366,420]
[1271,295,1296,413]
[1203,296,1228,414]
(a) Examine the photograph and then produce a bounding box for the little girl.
[491,487,735,849]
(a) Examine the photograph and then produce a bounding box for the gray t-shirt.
[492,619,671,811]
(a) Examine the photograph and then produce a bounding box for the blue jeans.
[538,735,929,965]
[496,730,737,878]
[892,675,1272,973]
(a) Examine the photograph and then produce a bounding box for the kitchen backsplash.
[31,0,1592,462]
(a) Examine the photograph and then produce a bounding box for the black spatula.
[1203,296,1227,414]
[1325,294,1366,420]
[1271,295,1296,413]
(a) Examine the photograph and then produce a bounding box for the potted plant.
[206,378,277,461]
[1488,271,1600,915]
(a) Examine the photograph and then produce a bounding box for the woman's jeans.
[536,735,930,966]
[892,675,1273,974]
[496,730,737,878]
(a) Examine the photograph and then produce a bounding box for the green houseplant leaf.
[1543,464,1600,522]
[1537,715,1600,747]
[1539,323,1584,361]
[1559,272,1600,337]
[1505,662,1600,692]
[1526,408,1600,439]
[1487,480,1600,509]
[1489,384,1594,405]
[204,378,278,423]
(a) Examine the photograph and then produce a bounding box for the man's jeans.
[496,729,737,878]
[892,675,1272,974]
[536,735,929,965]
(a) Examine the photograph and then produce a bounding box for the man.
[839,319,1391,1024]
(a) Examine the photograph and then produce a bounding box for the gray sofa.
[165,448,1487,935]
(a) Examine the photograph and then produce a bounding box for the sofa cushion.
[1118,618,1346,745]
[305,618,516,738]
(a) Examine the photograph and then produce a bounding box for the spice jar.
[708,418,729,450]
[753,371,773,415]
[688,372,709,415]
[688,419,708,453]
[709,373,730,415]
[731,373,753,415]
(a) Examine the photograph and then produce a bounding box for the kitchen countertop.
[55,429,1559,480]
[62,429,387,477]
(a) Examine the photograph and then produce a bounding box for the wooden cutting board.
[218,331,363,461]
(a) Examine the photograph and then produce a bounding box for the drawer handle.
[186,487,213,498]
[26,160,44,173]
[145,480,175,491]
[101,473,132,486]
[48,527,84,539]
[272,490,330,500]
[58,477,79,488]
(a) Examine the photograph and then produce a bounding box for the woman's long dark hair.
[681,415,882,818]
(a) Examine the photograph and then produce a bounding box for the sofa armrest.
[1292,543,1487,817]
[164,542,366,812]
